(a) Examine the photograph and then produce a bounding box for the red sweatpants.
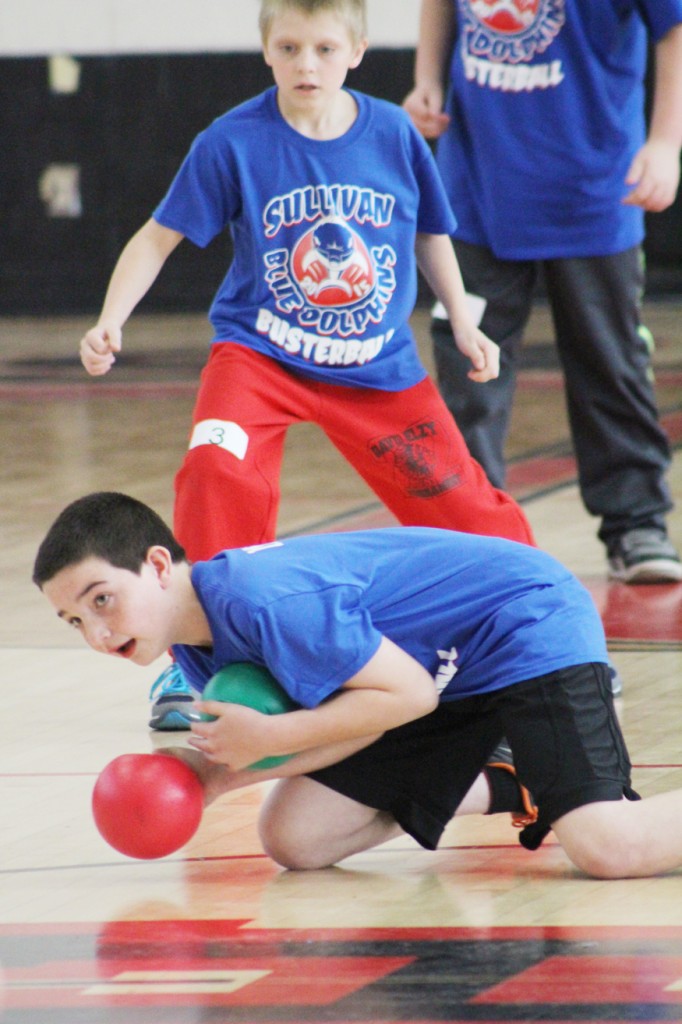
[174,343,535,562]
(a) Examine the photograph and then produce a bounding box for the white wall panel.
[0,0,419,56]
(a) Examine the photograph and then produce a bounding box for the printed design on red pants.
[368,420,462,498]
[461,0,565,66]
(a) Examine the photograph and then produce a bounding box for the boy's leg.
[259,776,404,869]
[152,345,315,726]
[319,374,535,545]
[495,662,674,877]
[173,343,315,562]
[305,702,506,857]
[167,709,515,870]
[431,240,537,490]
[552,794,682,879]
[544,249,676,558]
[260,763,511,869]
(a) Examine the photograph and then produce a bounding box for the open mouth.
[116,639,136,658]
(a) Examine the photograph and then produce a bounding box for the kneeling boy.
[33,492,682,878]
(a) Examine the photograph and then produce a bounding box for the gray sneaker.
[607,528,682,584]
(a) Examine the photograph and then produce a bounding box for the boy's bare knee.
[563,843,626,879]
[565,840,650,879]
[259,820,337,871]
[257,776,402,869]
[257,777,347,870]
[552,801,649,879]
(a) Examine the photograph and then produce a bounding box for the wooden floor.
[1,301,681,1022]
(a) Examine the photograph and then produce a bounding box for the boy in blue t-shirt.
[404,0,682,584]
[34,491,682,879]
[78,0,535,732]
[78,0,533,564]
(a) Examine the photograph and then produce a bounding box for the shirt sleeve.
[252,586,384,708]
[410,129,458,237]
[153,125,241,248]
[636,0,682,40]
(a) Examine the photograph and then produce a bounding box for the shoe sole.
[609,558,682,584]
[149,709,193,731]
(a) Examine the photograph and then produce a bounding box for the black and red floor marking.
[2,922,682,1022]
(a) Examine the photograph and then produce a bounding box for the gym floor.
[1,300,681,1023]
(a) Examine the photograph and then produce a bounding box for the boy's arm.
[403,0,456,138]
[80,218,184,376]
[415,233,500,382]
[187,636,439,771]
[623,23,682,211]
[168,734,382,806]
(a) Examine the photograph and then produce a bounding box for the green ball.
[202,662,298,770]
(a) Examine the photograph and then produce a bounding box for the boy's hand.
[623,139,681,212]
[80,324,122,376]
[453,325,500,383]
[403,83,450,139]
[188,700,285,770]
[161,746,253,804]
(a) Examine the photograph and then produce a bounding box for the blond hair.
[259,0,367,46]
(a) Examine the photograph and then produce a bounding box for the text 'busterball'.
[92,753,203,859]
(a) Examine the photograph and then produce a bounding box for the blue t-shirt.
[172,527,607,707]
[437,0,682,259]
[154,87,456,390]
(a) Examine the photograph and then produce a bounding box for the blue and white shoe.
[149,663,196,731]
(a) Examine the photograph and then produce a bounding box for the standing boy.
[34,491,682,878]
[404,0,682,584]
[79,0,536,729]
[80,0,532,558]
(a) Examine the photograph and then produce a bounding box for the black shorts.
[308,662,639,851]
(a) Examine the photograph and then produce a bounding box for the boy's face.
[263,7,367,113]
[42,550,177,666]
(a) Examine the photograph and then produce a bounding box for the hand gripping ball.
[92,753,203,859]
[202,662,298,770]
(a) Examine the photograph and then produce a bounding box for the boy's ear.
[350,37,368,70]
[145,545,174,584]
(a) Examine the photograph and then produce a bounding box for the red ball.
[92,753,203,859]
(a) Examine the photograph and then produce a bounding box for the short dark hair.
[33,492,186,588]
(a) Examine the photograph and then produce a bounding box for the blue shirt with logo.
[153,87,456,390]
[437,0,682,259]
[172,527,608,707]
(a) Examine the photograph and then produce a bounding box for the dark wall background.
[0,49,679,316]
[0,50,415,315]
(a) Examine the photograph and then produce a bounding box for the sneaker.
[149,664,196,731]
[607,528,682,584]
[485,740,538,828]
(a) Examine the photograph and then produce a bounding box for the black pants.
[432,242,673,546]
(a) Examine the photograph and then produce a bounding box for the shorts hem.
[520,781,641,851]
[307,770,450,851]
